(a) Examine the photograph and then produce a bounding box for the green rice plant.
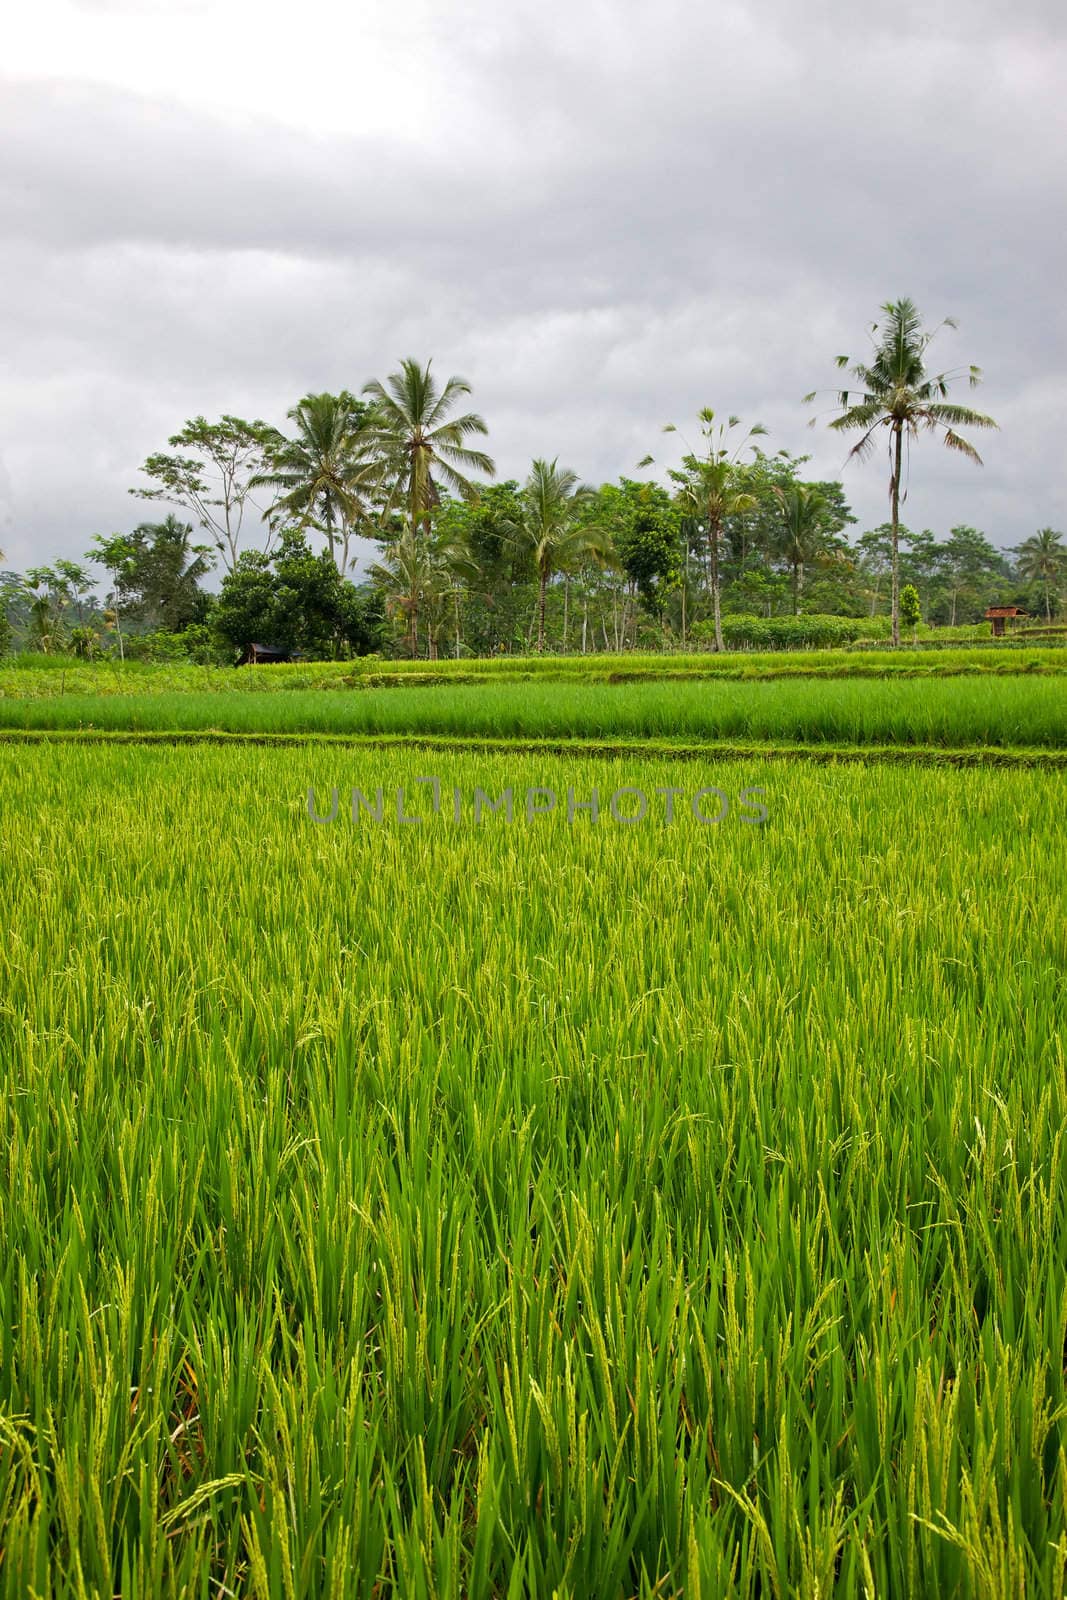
[0,675,1064,749]
[0,645,1063,703]
[0,744,1064,1595]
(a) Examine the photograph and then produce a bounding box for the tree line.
[2,300,1064,661]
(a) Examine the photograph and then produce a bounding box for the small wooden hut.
[984,606,1025,639]
[240,643,291,665]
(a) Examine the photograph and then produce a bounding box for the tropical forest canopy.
[2,305,1065,661]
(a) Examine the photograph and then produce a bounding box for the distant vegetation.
[3,301,1065,664]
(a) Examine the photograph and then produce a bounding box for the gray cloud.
[1,0,1064,574]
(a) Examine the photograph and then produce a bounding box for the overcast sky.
[3,0,1065,579]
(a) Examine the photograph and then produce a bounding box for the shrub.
[691,613,893,650]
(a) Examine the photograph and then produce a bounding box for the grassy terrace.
[0,643,1064,699]
[2,651,1065,1596]
[1,675,1064,751]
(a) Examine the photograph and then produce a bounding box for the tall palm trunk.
[537,567,548,652]
[709,519,724,652]
[890,423,903,647]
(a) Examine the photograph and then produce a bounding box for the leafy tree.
[131,415,279,571]
[68,624,101,659]
[368,524,477,659]
[363,359,494,538]
[434,483,534,655]
[272,529,360,656]
[23,575,67,653]
[89,516,214,632]
[590,480,681,620]
[50,561,96,622]
[651,410,767,652]
[212,532,382,660]
[938,525,1008,625]
[1012,528,1067,622]
[253,393,380,575]
[507,459,608,652]
[773,484,831,614]
[436,483,531,587]
[337,584,387,658]
[899,528,942,618]
[809,298,996,645]
[899,582,921,639]
[369,528,433,657]
[23,563,98,651]
[212,551,278,657]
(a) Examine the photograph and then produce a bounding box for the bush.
[691,614,893,650]
[121,628,227,664]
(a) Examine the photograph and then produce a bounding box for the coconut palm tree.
[1013,527,1066,623]
[367,527,475,659]
[646,411,766,652]
[808,299,996,646]
[253,392,380,574]
[507,459,609,652]
[362,359,494,538]
[774,484,829,614]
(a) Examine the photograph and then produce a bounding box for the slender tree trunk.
[681,577,686,647]
[710,520,723,653]
[1046,588,1052,624]
[796,561,804,614]
[537,569,547,652]
[890,423,902,647]
[581,597,588,655]
[562,577,570,651]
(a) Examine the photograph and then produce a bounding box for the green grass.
[1,643,1064,699]
[1,742,1065,1596]
[1,675,1064,748]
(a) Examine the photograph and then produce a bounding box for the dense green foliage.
[4,326,1064,662]
[1,743,1064,1596]
[212,532,386,659]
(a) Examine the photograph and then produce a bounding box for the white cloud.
[1,0,1064,570]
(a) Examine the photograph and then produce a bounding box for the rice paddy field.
[1,659,1065,1597]
[1,643,1064,700]
[2,676,1066,753]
